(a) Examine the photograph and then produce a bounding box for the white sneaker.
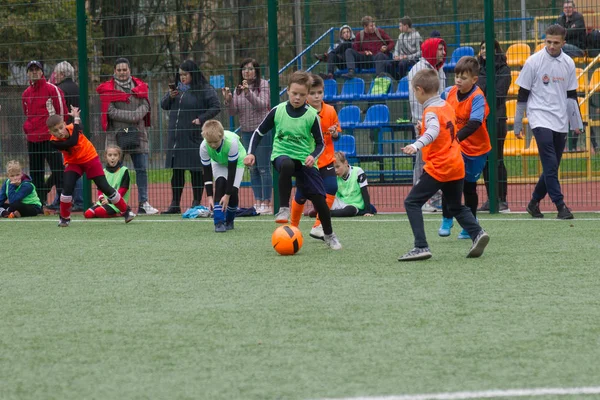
[324,232,342,250]
[309,224,325,240]
[261,205,273,215]
[275,207,290,223]
[421,202,437,213]
[138,201,159,215]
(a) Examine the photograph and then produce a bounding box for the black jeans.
[531,127,567,207]
[404,172,482,248]
[1,201,41,217]
[344,49,390,75]
[27,141,63,204]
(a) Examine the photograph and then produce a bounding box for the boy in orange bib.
[47,106,135,227]
[399,69,489,261]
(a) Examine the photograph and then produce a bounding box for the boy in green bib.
[244,71,342,250]
[0,160,43,218]
[200,120,247,232]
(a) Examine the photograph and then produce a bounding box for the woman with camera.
[161,60,221,214]
[222,59,273,214]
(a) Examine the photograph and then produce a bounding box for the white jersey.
[516,48,578,132]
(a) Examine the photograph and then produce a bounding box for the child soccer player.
[0,160,43,218]
[47,106,135,227]
[331,151,375,217]
[200,120,246,232]
[400,69,489,261]
[244,70,342,250]
[289,73,341,240]
[84,145,131,219]
[439,56,491,239]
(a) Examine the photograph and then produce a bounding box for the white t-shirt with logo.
[516,48,578,132]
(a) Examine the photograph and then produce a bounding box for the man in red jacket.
[21,60,68,209]
[342,16,395,79]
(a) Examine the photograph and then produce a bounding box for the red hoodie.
[22,77,68,143]
[420,37,447,70]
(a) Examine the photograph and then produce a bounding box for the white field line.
[317,386,600,400]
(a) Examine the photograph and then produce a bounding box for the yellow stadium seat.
[522,136,539,156]
[573,55,589,65]
[506,43,531,68]
[508,71,520,96]
[503,130,526,156]
[588,68,600,94]
[534,43,545,53]
[576,68,587,93]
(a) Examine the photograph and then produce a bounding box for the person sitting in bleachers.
[557,1,587,58]
[314,25,355,80]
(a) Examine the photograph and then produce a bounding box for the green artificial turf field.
[1,214,599,400]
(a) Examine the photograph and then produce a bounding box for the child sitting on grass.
[330,151,376,217]
[0,160,43,218]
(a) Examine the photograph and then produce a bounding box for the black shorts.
[274,156,326,197]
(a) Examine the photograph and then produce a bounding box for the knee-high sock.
[108,191,128,213]
[213,204,224,224]
[314,194,335,227]
[290,199,305,227]
[463,181,478,218]
[225,206,236,223]
[60,194,72,219]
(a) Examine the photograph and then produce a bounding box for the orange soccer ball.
[271,225,304,255]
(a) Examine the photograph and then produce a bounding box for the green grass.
[2,214,600,399]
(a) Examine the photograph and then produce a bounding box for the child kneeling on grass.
[47,107,135,227]
[84,145,131,219]
[0,160,43,218]
[200,120,246,232]
[331,151,376,217]
[399,69,489,261]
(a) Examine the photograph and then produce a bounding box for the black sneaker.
[162,206,181,214]
[123,208,136,223]
[557,205,574,220]
[467,230,490,258]
[526,200,544,218]
[478,200,490,212]
[499,201,510,213]
[225,221,234,231]
[398,247,432,261]
[215,222,226,232]
[58,217,70,227]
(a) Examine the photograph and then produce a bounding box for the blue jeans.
[532,127,567,207]
[241,131,272,202]
[129,152,149,203]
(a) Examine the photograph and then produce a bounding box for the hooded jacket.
[478,53,511,119]
[22,77,68,142]
[407,38,447,123]
[331,25,355,52]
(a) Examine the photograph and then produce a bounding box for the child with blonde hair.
[0,160,43,218]
[331,151,376,217]
[84,145,131,218]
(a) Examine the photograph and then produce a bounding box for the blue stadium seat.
[338,105,361,129]
[331,77,365,101]
[443,46,475,72]
[323,78,337,102]
[355,104,390,128]
[387,76,409,100]
[333,134,356,157]
[360,76,393,101]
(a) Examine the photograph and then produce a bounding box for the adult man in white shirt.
[514,24,583,219]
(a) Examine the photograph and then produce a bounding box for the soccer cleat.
[8,210,21,218]
[58,217,70,227]
[215,222,226,232]
[260,205,273,215]
[225,221,234,230]
[275,207,290,223]
[421,202,438,213]
[123,208,136,223]
[398,247,432,261]
[467,230,490,258]
[324,232,342,250]
[438,217,454,237]
[137,201,159,215]
[526,199,544,218]
[309,224,325,240]
[478,200,490,212]
[457,229,470,240]
[499,201,511,213]
[557,205,574,220]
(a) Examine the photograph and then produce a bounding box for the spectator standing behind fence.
[477,40,511,213]
[342,16,395,79]
[54,61,84,212]
[407,37,447,213]
[314,25,355,80]
[22,60,67,211]
[161,60,220,214]
[385,16,422,80]
[223,58,273,215]
[96,57,158,215]
[514,24,582,220]
[557,1,587,58]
